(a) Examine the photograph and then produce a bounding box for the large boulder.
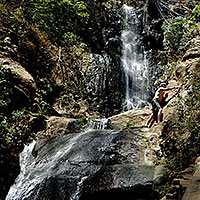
[6,128,165,200]
[0,56,37,112]
[109,106,152,130]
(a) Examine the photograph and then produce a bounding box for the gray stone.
[0,57,37,112]
[153,165,170,184]
[182,157,200,200]
[6,129,159,200]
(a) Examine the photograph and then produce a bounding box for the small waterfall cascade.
[5,4,158,200]
[6,130,128,200]
[121,5,150,111]
[87,118,109,130]
[6,133,96,200]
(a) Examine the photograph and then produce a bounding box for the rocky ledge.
[5,104,170,200]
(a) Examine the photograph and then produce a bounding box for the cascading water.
[87,118,109,130]
[5,4,158,200]
[121,5,150,111]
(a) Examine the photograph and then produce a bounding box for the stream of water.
[121,5,150,111]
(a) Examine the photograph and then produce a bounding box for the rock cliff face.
[83,53,123,117]
[160,36,200,200]
[176,36,200,81]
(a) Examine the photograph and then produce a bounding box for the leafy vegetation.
[162,4,200,60]
[158,4,200,171]
[0,65,9,110]
[19,0,90,45]
[162,17,184,53]
[123,119,136,129]
[0,109,44,151]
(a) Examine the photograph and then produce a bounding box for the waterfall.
[121,5,150,111]
[4,4,157,200]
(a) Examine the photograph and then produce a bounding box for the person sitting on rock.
[145,82,180,128]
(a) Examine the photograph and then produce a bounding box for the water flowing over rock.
[6,128,164,200]
[121,5,150,111]
[84,53,123,117]
[86,118,110,130]
[82,2,161,116]
[82,2,123,117]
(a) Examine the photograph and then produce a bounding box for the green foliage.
[78,118,87,123]
[123,119,135,129]
[0,37,18,56]
[191,4,200,22]
[153,181,172,199]
[162,5,200,55]
[178,74,200,132]
[162,17,184,53]
[0,63,41,148]
[157,60,181,83]
[20,0,89,44]
[0,114,9,136]
[36,77,53,102]
[115,90,120,95]
[0,109,37,148]
[0,65,9,110]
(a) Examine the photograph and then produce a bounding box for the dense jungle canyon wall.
[0,0,200,199]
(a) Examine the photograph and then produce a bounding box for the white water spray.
[121,5,150,111]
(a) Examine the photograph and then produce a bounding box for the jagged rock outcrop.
[176,37,200,83]
[83,53,123,117]
[158,34,200,199]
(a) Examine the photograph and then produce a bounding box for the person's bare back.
[154,87,165,102]
[154,83,179,102]
[146,83,180,127]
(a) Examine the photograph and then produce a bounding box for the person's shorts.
[152,99,161,112]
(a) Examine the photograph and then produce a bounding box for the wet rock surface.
[6,128,163,200]
[83,53,123,117]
